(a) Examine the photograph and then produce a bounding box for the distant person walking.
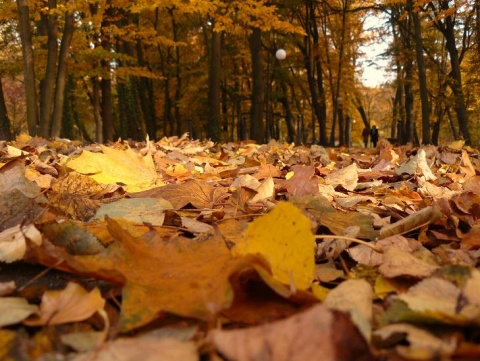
[370,125,379,147]
[362,128,369,147]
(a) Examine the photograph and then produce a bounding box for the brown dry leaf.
[209,303,372,361]
[461,224,480,250]
[299,196,378,240]
[253,163,281,179]
[374,323,457,360]
[0,161,46,231]
[398,277,467,322]
[324,163,358,191]
[25,282,105,326]
[71,333,198,361]
[48,173,119,221]
[324,279,373,340]
[66,145,161,192]
[349,235,414,267]
[41,217,259,331]
[284,165,319,198]
[378,247,439,278]
[130,179,228,210]
[248,177,274,204]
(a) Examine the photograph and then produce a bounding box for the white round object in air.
[275,49,287,60]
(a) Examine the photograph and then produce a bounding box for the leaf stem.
[314,235,383,253]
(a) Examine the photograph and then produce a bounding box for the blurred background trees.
[0,0,479,146]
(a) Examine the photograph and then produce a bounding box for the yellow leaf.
[66,146,161,192]
[234,202,315,291]
[25,282,105,326]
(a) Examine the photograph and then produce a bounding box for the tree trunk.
[39,0,58,137]
[439,2,471,144]
[101,78,113,141]
[410,0,430,144]
[51,9,75,138]
[307,0,327,145]
[207,29,222,142]
[16,0,39,135]
[249,27,264,143]
[0,78,12,140]
[92,77,102,143]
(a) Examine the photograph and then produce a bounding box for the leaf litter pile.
[1,134,480,360]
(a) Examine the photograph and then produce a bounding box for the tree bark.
[16,0,39,135]
[51,9,75,137]
[249,28,264,143]
[207,29,222,142]
[435,0,471,144]
[39,0,58,137]
[0,78,12,140]
[410,0,430,144]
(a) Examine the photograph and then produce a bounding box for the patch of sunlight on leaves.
[233,202,315,291]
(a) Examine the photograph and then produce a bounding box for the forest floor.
[1,134,480,360]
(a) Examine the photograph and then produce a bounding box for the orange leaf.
[25,282,105,326]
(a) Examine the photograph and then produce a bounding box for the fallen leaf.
[60,309,109,352]
[324,279,373,340]
[396,149,437,181]
[67,146,161,192]
[0,162,46,231]
[0,224,42,263]
[25,282,105,326]
[71,333,198,361]
[48,172,119,221]
[129,179,228,209]
[234,202,315,291]
[324,163,358,191]
[209,303,372,361]
[94,198,174,226]
[378,247,439,279]
[373,323,457,360]
[0,297,39,327]
[284,165,319,198]
[398,277,469,322]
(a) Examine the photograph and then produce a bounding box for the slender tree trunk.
[0,78,12,140]
[16,0,39,135]
[308,0,327,145]
[410,0,430,144]
[39,0,58,137]
[249,28,264,143]
[441,9,470,143]
[170,8,183,137]
[92,78,102,143]
[101,78,113,141]
[279,79,295,142]
[208,29,221,142]
[51,9,75,137]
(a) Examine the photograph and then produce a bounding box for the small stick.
[315,235,383,253]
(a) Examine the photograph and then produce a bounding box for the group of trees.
[0,0,479,146]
